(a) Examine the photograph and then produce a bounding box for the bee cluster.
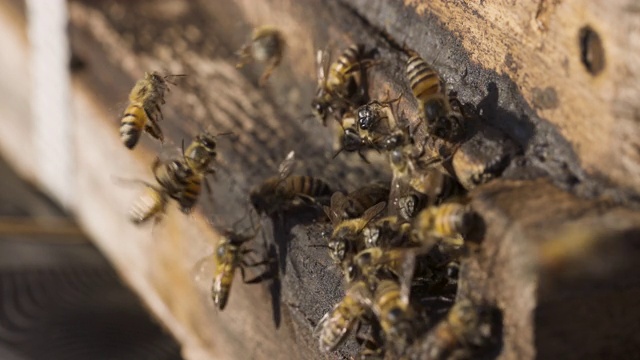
[116,25,499,359]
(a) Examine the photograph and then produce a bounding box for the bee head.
[345,263,360,283]
[198,133,218,153]
[311,98,329,122]
[328,237,346,263]
[357,104,375,131]
[423,98,447,122]
[342,127,363,152]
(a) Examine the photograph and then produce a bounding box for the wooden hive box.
[1,0,639,359]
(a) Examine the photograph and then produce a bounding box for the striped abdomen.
[421,203,475,239]
[283,176,332,198]
[120,104,148,149]
[316,280,368,352]
[406,54,443,103]
[373,280,412,341]
[129,185,167,224]
[177,172,203,214]
[212,243,240,310]
[327,44,363,96]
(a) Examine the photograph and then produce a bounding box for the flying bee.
[250,151,332,216]
[236,26,285,86]
[174,131,233,213]
[211,226,272,310]
[315,280,371,353]
[120,72,184,149]
[406,52,465,142]
[312,44,371,125]
[412,203,479,250]
[324,202,386,265]
[370,279,417,354]
[325,183,390,221]
[362,216,414,249]
[416,299,495,360]
[128,182,170,224]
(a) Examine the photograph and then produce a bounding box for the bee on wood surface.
[312,44,371,125]
[128,182,170,224]
[250,151,332,216]
[211,226,272,310]
[362,216,414,249]
[355,95,402,142]
[120,72,183,149]
[315,280,372,353]
[236,26,285,86]
[333,96,402,162]
[370,279,417,354]
[414,299,495,360]
[406,52,465,142]
[412,203,479,250]
[324,202,386,265]
[325,183,390,222]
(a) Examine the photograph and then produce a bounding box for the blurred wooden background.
[1,0,639,359]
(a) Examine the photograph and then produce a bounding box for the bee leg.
[258,58,280,87]
[357,151,371,164]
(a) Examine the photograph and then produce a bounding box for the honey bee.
[412,203,479,250]
[236,26,285,86]
[356,95,402,141]
[128,182,170,224]
[312,44,370,125]
[315,280,371,353]
[325,183,390,221]
[406,52,464,142]
[370,279,417,353]
[211,227,272,310]
[250,151,332,216]
[416,299,494,360]
[325,202,386,265]
[173,131,232,213]
[362,216,414,249]
[120,72,183,149]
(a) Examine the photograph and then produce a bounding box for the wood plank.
[0,0,637,359]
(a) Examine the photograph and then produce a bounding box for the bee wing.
[278,150,296,180]
[360,201,387,226]
[398,249,417,306]
[326,191,350,224]
[191,252,215,294]
[316,49,330,84]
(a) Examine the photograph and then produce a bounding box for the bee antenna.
[332,147,345,159]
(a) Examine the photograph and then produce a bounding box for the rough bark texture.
[1,0,639,359]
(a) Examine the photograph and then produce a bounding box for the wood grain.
[0,0,639,359]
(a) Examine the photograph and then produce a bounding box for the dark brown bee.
[325,183,390,222]
[315,279,371,353]
[120,72,183,149]
[325,202,386,265]
[416,299,494,360]
[236,26,285,86]
[406,52,464,141]
[333,96,402,162]
[312,44,369,125]
[211,227,272,310]
[250,151,332,216]
[356,95,402,142]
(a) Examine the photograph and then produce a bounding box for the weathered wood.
[1,0,639,359]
